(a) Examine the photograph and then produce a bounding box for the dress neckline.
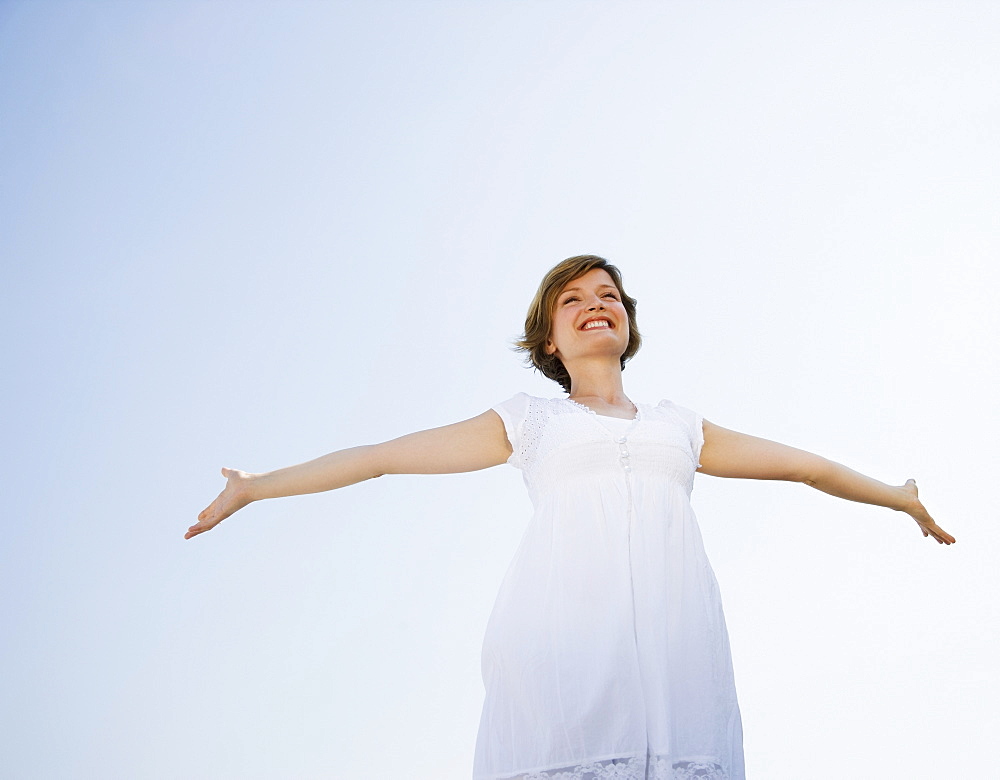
[562,397,641,422]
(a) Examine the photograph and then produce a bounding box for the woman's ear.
[544,339,556,356]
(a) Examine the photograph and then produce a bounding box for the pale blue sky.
[2,2,998,778]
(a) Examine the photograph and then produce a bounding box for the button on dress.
[473,394,744,780]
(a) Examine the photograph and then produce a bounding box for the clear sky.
[2,2,998,778]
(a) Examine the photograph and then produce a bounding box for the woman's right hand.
[186,467,256,539]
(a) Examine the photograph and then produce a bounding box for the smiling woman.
[516,255,641,394]
[188,255,954,780]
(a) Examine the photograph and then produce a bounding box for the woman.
[188,255,954,780]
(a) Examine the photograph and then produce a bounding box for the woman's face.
[545,268,630,364]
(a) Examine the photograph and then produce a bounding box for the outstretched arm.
[698,420,955,545]
[186,410,512,539]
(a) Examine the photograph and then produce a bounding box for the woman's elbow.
[797,455,835,487]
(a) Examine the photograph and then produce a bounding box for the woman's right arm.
[185,409,512,539]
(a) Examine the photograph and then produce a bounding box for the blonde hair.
[515,255,641,392]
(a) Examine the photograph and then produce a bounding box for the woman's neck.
[565,359,629,407]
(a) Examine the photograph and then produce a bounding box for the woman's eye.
[603,293,619,300]
[562,296,580,304]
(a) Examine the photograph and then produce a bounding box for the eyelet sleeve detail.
[491,393,532,469]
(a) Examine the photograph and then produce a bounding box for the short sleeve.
[657,399,705,469]
[492,392,532,469]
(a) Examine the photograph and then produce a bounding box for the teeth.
[583,320,611,330]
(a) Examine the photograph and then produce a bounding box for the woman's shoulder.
[492,391,544,409]
[652,398,699,414]
[491,392,548,419]
[493,392,567,408]
[648,399,703,430]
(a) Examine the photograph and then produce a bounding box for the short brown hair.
[515,255,641,392]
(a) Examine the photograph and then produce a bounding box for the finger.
[186,520,214,539]
[186,511,218,539]
[932,523,954,544]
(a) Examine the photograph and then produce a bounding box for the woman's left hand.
[901,479,956,545]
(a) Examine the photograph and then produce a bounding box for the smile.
[581,319,612,330]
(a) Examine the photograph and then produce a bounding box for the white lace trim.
[500,755,726,780]
[562,397,640,422]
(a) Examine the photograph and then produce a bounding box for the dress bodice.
[494,394,704,498]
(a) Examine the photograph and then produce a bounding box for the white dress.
[473,394,744,780]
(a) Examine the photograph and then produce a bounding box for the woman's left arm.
[698,420,956,545]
